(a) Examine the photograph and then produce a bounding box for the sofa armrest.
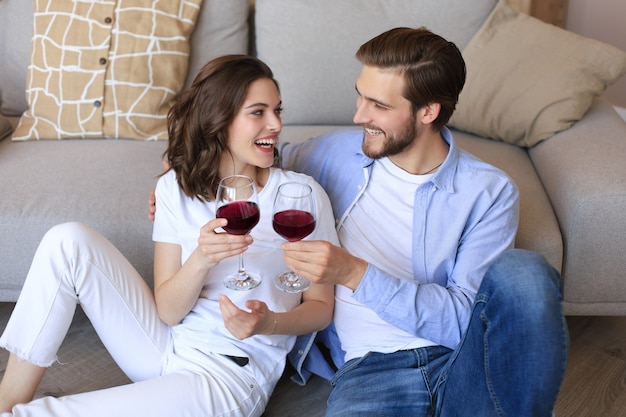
[529,98,626,315]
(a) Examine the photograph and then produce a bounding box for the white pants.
[0,222,266,417]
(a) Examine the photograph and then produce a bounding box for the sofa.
[2,0,626,348]
[3,0,626,318]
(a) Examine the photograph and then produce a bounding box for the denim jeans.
[326,249,569,417]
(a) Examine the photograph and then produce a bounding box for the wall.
[566,0,626,108]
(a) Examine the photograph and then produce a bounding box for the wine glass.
[215,175,261,290]
[272,182,316,293]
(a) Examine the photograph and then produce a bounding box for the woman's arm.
[218,281,334,340]
[153,218,252,325]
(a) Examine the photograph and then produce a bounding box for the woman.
[0,55,337,417]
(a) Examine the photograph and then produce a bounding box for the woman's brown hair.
[356,27,465,131]
[164,55,279,201]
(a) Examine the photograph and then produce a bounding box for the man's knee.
[487,249,562,292]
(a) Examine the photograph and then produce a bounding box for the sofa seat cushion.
[280,125,563,272]
[0,138,167,301]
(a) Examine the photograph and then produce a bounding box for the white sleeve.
[152,171,181,245]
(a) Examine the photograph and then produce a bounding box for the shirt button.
[104,17,112,24]
[99,58,107,65]
[93,100,102,108]
[298,349,304,355]
[357,185,363,190]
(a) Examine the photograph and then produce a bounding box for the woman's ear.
[419,102,441,125]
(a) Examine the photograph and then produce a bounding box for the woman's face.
[225,78,282,176]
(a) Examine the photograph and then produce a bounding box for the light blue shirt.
[279,127,519,384]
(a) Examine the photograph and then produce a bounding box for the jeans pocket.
[330,352,371,387]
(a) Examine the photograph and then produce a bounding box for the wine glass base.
[224,273,262,291]
[274,271,311,293]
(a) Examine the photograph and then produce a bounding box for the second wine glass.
[272,182,316,293]
[215,175,261,290]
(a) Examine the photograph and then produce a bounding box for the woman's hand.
[218,294,275,340]
[196,218,253,269]
[153,219,252,326]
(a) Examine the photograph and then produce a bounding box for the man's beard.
[361,113,418,159]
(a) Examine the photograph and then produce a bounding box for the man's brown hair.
[356,27,466,131]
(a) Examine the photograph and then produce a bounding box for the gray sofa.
[1,0,626,326]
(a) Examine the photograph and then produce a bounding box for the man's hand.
[218,294,275,339]
[148,190,157,222]
[281,240,368,291]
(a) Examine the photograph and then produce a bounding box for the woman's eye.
[275,107,284,115]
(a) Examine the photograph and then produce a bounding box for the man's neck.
[388,131,449,175]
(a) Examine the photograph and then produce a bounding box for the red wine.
[273,210,315,241]
[216,201,260,235]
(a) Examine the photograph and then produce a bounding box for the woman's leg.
[0,222,172,410]
[436,249,569,417]
[5,355,265,417]
[0,354,46,412]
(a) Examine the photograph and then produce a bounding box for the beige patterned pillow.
[13,0,202,141]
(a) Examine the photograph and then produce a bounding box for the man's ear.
[419,102,441,125]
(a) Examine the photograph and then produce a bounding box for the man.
[278,27,568,416]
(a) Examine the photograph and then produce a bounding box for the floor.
[1,303,626,416]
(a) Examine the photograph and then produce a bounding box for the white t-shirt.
[336,157,436,361]
[153,167,338,389]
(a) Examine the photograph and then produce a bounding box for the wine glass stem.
[286,270,298,283]
[237,253,248,282]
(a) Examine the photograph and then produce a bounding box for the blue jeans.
[325,249,569,417]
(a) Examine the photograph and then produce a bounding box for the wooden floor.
[1,302,625,416]
[554,316,626,417]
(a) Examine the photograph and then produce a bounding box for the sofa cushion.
[11,0,203,141]
[255,0,497,125]
[449,0,626,148]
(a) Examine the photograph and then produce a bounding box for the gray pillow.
[0,116,12,141]
[255,0,497,125]
[0,0,32,116]
[185,0,250,89]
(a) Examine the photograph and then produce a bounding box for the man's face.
[353,65,418,159]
